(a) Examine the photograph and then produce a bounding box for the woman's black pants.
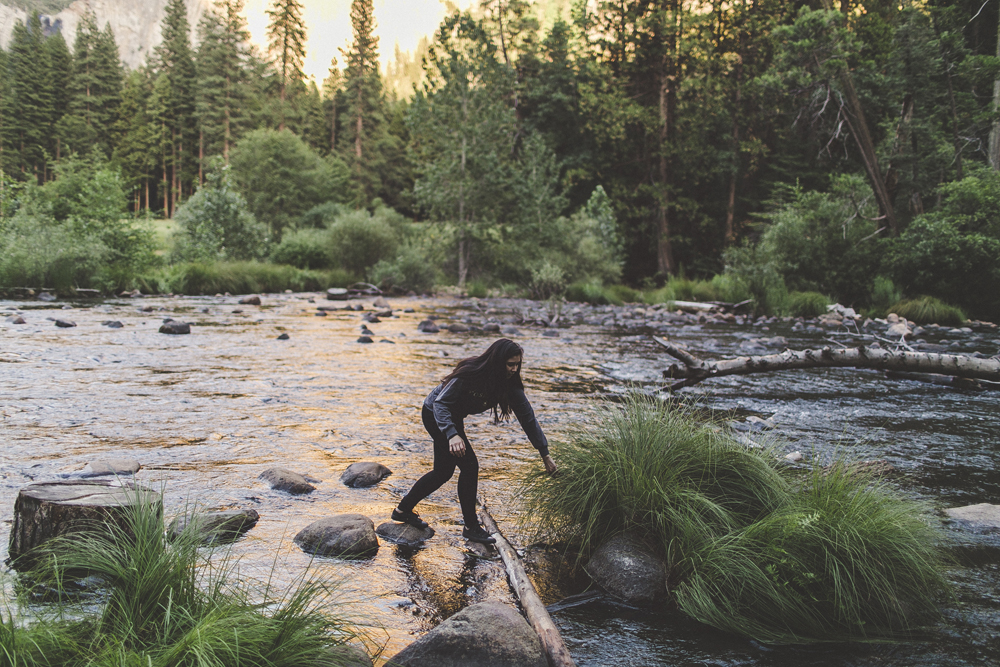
[397,407,480,527]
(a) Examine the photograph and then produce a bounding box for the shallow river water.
[1,292,998,665]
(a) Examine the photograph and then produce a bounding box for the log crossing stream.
[1,292,998,666]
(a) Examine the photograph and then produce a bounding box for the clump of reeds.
[519,397,951,644]
[787,291,830,318]
[3,489,371,666]
[889,296,966,326]
[137,261,356,295]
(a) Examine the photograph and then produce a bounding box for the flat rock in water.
[376,522,435,545]
[80,458,141,478]
[387,601,546,667]
[417,319,440,333]
[238,295,261,305]
[294,514,378,558]
[168,509,260,544]
[259,468,317,494]
[946,504,1000,533]
[584,533,667,606]
[448,323,470,333]
[55,319,76,328]
[159,321,191,334]
[6,316,25,324]
[340,462,391,488]
[102,320,124,328]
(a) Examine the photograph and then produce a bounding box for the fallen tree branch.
[653,336,1000,390]
[480,506,576,667]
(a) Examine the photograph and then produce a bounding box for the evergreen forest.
[2,0,999,322]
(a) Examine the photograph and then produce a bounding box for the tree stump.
[7,480,160,569]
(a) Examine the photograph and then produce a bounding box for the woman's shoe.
[462,524,496,544]
[392,508,429,530]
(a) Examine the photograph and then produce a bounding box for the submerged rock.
[80,458,141,478]
[238,295,262,305]
[159,321,191,334]
[294,514,379,558]
[169,509,260,544]
[340,462,391,488]
[418,319,440,333]
[54,319,77,328]
[259,468,317,494]
[946,504,1000,534]
[387,601,546,667]
[376,522,435,545]
[584,534,667,606]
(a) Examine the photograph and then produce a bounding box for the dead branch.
[653,336,1000,390]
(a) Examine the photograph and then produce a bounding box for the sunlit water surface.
[1,293,998,665]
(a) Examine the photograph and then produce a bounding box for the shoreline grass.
[518,396,951,644]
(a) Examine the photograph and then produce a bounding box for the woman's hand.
[542,454,558,476]
[449,435,466,457]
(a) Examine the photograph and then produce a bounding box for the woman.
[392,338,558,544]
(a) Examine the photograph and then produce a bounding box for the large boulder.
[340,462,391,488]
[376,522,435,545]
[584,533,667,606]
[294,514,378,558]
[387,601,546,667]
[168,509,260,544]
[946,503,1000,534]
[259,468,317,494]
[322,644,373,667]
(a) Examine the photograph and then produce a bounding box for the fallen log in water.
[480,506,576,667]
[653,336,1000,390]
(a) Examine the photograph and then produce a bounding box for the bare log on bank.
[480,506,577,667]
[653,336,1000,390]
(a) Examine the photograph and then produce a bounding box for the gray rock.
[388,601,546,667]
[327,287,350,301]
[946,503,1000,533]
[259,468,316,494]
[357,335,374,343]
[159,321,191,334]
[418,319,440,333]
[169,509,260,544]
[448,323,470,333]
[584,534,667,606]
[340,462,391,488]
[80,458,141,478]
[542,330,560,337]
[277,333,290,340]
[886,322,911,338]
[238,295,261,305]
[102,320,124,328]
[294,514,379,558]
[315,311,328,317]
[500,326,519,335]
[363,313,381,323]
[376,521,435,545]
[483,323,500,332]
[38,292,56,302]
[6,316,26,324]
[322,644,373,667]
[55,319,77,328]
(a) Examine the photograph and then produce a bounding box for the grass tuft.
[787,291,831,318]
[889,296,966,326]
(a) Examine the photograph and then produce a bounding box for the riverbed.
[1,292,998,665]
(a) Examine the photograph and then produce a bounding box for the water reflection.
[1,293,998,664]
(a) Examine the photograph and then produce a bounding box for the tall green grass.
[519,397,950,644]
[137,262,357,296]
[786,291,830,318]
[889,296,967,326]
[4,490,372,666]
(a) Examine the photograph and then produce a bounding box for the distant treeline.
[1,0,999,318]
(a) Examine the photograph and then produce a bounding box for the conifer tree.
[323,57,342,155]
[43,31,72,165]
[114,69,157,212]
[266,0,307,130]
[154,0,197,214]
[4,14,51,181]
[342,0,380,161]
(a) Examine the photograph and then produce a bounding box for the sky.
[241,0,476,82]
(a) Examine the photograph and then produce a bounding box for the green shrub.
[566,280,613,305]
[786,291,830,318]
[723,243,789,315]
[370,243,439,294]
[0,215,109,290]
[529,262,566,300]
[606,284,641,304]
[677,463,949,643]
[299,201,348,228]
[870,276,901,314]
[7,488,369,666]
[889,296,966,326]
[269,228,334,269]
[328,207,401,276]
[465,280,488,298]
[138,262,354,295]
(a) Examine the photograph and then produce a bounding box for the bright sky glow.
[242,0,476,82]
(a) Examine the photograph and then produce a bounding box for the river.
[1,292,998,665]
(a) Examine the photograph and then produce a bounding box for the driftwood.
[654,336,1000,390]
[480,506,576,667]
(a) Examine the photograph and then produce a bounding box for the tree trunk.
[654,337,1000,389]
[656,1,679,275]
[883,93,913,213]
[199,130,204,187]
[8,480,160,569]
[480,506,577,667]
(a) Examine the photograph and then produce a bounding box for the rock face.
[946,503,1000,533]
[340,462,391,488]
[80,458,141,478]
[584,534,667,606]
[387,601,547,667]
[8,480,161,568]
[294,515,378,558]
[259,468,316,494]
[376,522,435,545]
[168,509,260,544]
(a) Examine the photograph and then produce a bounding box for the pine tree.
[266,0,307,130]
[114,68,157,212]
[323,57,342,155]
[342,0,380,161]
[43,30,72,165]
[4,14,52,181]
[91,23,123,155]
[154,0,197,215]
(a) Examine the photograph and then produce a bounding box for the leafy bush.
[299,201,348,229]
[172,167,270,262]
[270,228,334,269]
[870,276,902,315]
[0,214,108,290]
[723,243,789,315]
[786,291,830,318]
[370,243,439,294]
[566,280,613,305]
[328,206,402,276]
[529,261,566,300]
[465,280,488,298]
[138,262,354,295]
[230,129,349,238]
[889,296,966,326]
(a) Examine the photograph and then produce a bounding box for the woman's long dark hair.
[441,338,524,421]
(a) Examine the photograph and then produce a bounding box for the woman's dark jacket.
[422,377,549,457]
